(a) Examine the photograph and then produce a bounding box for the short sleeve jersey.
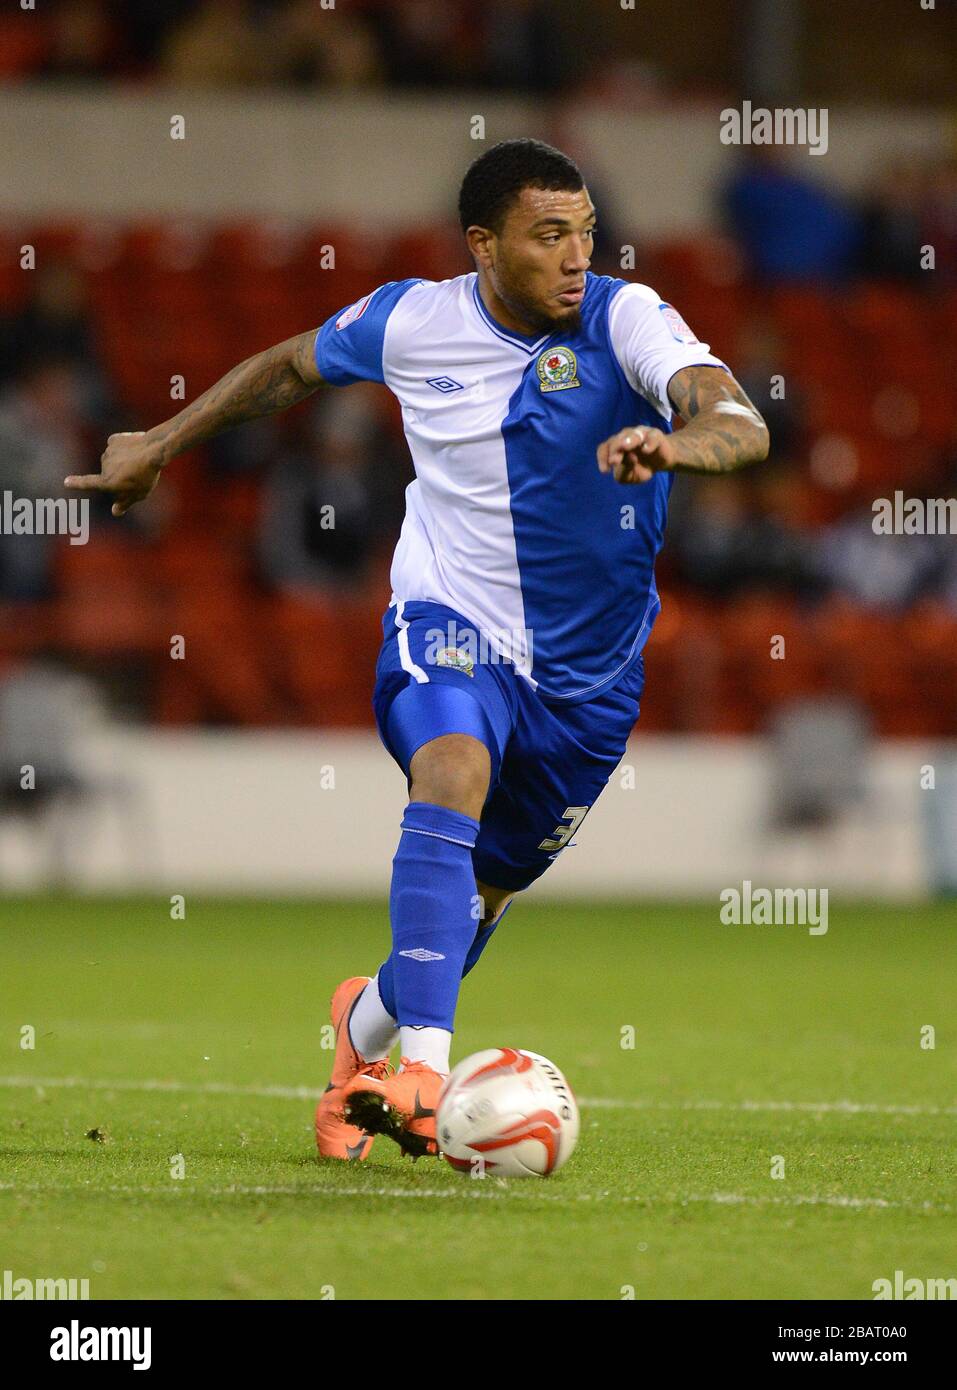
[314,272,726,703]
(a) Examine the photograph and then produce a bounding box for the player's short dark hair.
[458,139,584,235]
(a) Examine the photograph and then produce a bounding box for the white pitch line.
[0,1074,322,1101]
[581,1096,957,1117]
[0,1075,953,1118]
[0,1180,951,1214]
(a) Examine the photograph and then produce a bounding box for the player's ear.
[465,225,494,267]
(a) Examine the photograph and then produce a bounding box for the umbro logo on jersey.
[398,948,446,962]
[536,345,580,392]
[426,376,464,393]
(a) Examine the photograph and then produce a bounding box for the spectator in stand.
[0,355,86,600]
[106,0,196,73]
[857,161,929,283]
[668,319,815,601]
[668,473,819,600]
[369,0,477,89]
[159,0,276,87]
[482,0,581,95]
[931,437,957,611]
[258,384,406,595]
[0,259,120,435]
[816,504,944,612]
[0,0,119,83]
[734,318,804,462]
[925,157,957,287]
[37,0,117,82]
[939,549,957,615]
[0,6,52,81]
[667,477,754,596]
[722,146,860,284]
[276,0,384,87]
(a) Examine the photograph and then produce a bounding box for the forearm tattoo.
[666,366,770,474]
[151,331,321,462]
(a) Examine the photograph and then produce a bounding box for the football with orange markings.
[436,1048,579,1177]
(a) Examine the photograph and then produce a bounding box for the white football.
[437,1048,579,1177]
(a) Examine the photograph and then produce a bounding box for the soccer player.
[66,140,769,1161]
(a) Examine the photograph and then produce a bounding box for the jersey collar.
[470,276,552,355]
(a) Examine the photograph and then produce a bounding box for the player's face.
[481,186,596,337]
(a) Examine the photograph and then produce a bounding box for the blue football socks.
[376,802,481,1031]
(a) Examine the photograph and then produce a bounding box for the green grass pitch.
[1,896,955,1300]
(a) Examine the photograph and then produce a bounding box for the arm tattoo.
[665,366,770,475]
[149,330,324,463]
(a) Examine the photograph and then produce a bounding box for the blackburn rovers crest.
[536,345,580,393]
[435,646,475,677]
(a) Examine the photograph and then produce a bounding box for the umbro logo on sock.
[398,948,446,962]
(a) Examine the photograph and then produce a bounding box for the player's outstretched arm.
[65,330,325,516]
[597,365,769,485]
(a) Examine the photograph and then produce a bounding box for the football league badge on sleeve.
[536,346,580,392]
[659,303,699,344]
[335,293,373,331]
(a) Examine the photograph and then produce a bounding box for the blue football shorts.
[372,600,645,892]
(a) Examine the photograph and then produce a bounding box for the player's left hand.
[597,426,677,484]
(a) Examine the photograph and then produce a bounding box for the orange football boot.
[315,976,392,1160]
[343,1057,445,1159]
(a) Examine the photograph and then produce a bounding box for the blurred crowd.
[724,148,957,288]
[2,0,953,105]
[1,0,589,94]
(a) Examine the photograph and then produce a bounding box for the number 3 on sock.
[538,806,589,853]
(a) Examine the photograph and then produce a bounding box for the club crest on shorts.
[536,346,580,393]
[434,646,475,677]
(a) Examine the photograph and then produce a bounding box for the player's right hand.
[597,425,678,484]
[65,431,166,517]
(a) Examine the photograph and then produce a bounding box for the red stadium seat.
[384,225,470,285]
[0,15,52,79]
[53,536,162,658]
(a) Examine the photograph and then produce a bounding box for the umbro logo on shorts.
[398,948,446,962]
[426,376,464,393]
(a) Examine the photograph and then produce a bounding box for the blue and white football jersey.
[313,271,725,704]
